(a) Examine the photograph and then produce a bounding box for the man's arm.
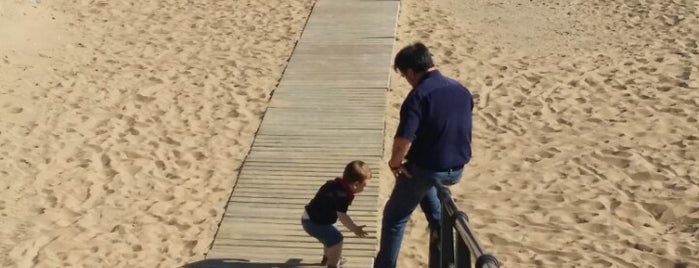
[388,137,411,169]
[392,91,421,177]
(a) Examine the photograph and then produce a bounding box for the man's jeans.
[374,162,463,268]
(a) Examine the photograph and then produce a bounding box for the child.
[301,160,371,268]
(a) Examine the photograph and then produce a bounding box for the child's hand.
[353,225,368,237]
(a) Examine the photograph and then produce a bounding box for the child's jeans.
[301,209,343,247]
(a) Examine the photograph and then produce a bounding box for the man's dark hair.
[393,42,434,73]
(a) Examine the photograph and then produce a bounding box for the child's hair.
[342,160,371,184]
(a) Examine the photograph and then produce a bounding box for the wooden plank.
[217,238,375,247]
[228,201,379,213]
[236,170,381,178]
[224,206,376,216]
[213,225,377,239]
[224,207,376,216]
[253,134,383,140]
[240,160,375,167]
[231,183,379,193]
[271,87,386,93]
[235,174,381,182]
[245,148,382,155]
[229,185,379,195]
[261,110,384,118]
[278,79,389,88]
[272,86,387,92]
[261,113,384,120]
[228,196,377,207]
[251,144,379,150]
[234,176,381,183]
[212,224,377,238]
[244,156,382,163]
[235,169,381,177]
[211,241,376,252]
[231,186,380,196]
[258,119,385,125]
[232,185,380,195]
[245,150,382,156]
[233,179,381,187]
[209,246,376,257]
[223,203,378,215]
[241,158,384,165]
[252,129,383,135]
[219,217,379,228]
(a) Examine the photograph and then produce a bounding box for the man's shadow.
[183,258,322,268]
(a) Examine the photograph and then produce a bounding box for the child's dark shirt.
[305,178,354,225]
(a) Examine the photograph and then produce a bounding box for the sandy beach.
[2,0,698,267]
[386,0,699,267]
[1,0,313,267]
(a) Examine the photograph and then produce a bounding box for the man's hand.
[352,225,368,237]
[389,163,411,178]
[389,137,412,178]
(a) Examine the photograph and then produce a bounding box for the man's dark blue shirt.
[395,70,473,171]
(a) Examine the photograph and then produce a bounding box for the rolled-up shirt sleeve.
[395,92,422,141]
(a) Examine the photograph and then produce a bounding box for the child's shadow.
[183,258,322,268]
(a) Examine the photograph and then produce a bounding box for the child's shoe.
[320,255,347,267]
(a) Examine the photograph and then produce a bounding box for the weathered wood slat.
[228,196,377,206]
[213,225,378,238]
[218,219,379,229]
[241,160,383,168]
[231,186,379,195]
[227,202,379,213]
[234,176,381,185]
[223,206,376,215]
[212,240,377,251]
[213,225,377,238]
[246,151,382,158]
[220,237,375,246]
[233,175,376,183]
[227,194,379,204]
[240,160,377,167]
[210,246,376,257]
[224,206,376,216]
[232,186,381,195]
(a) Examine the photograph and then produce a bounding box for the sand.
[0,0,314,267]
[385,0,699,267]
[2,0,698,267]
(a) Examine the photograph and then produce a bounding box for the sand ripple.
[1,0,314,267]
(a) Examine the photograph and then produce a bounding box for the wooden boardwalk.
[200,0,399,267]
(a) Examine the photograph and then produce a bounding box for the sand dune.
[1,0,314,267]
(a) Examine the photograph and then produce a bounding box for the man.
[374,42,474,268]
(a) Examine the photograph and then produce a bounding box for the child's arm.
[337,212,368,237]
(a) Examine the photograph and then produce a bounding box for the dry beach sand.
[1,0,698,267]
[1,0,314,267]
[384,0,699,267]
